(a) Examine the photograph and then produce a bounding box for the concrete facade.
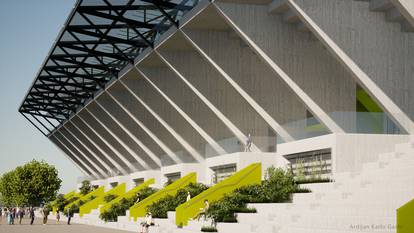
[25,1,414,232]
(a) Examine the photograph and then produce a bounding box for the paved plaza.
[0,217,135,233]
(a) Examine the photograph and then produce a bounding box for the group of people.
[0,207,36,225]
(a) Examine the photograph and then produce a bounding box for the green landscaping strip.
[175,163,262,226]
[100,179,155,214]
[397,198,414,233]
[79,183,126,217]
[129,173,196,221]
[64,186,105,212]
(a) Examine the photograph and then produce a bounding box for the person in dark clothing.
[30,207,35,225]
[18,209,24,224]
[42,207,49,225]
[67,207,72,225]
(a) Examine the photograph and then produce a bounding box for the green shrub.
[104,194,118,203]
[100,187,157,222]
[207,166,298,223]
[201,226,218,232]
[147,195,176,218]
[147,183,208,218]
[64,195,96,215]
[79,180,92,195]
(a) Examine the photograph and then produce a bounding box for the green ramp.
[175,163,262,226]
[64,186,105,212]
[100,179,155,214]
[79,183,126,217]
[129,173,196,221]
[397,198,414,233]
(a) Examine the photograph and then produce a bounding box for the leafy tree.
[79,180,92,195]
[0,160,62,207]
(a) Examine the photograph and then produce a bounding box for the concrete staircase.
[56,139,414,233]
[174,139,414,233]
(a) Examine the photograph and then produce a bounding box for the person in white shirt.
[186,192,191,202]
[140,212,153,233]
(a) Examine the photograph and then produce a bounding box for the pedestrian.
[29,207,35,225]
[67,207,72,225]
[56,208,60,224]
[11,208,16,225]
[6,208,11,225]
[0,207,2,223]
[18,208,24,224]
[244,133,252,152]
[186,191,191,202]
[42,207,49,225]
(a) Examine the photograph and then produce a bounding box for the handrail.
[175,163,261,226]
[79,183,126,217]
[129,173,197,221]
[100,179,155,214]
[397,198,414,233]
[64,186,105,212]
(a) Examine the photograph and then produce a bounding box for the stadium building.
[19,0,414,232]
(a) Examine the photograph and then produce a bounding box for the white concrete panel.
[180,29,294,142]
[213,2,345,135]
[107,86,182,165]
[154,50,262,152]
[292,0,414,133]
[135,66,227,155]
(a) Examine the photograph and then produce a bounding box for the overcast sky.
[0,0,81,193]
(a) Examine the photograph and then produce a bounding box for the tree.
[79,180,92,195]
[0,160,62,207]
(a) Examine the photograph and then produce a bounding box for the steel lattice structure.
[18,0,197,136]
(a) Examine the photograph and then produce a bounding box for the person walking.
[186,191,191,202]
[11,208,16,225]
[67,207,72,225]
[29,207,35,225]
[56,208,60,224]
[6,208,11,225]
[42,207,49,225]
[18,208,24,224]
[0,207,2,224]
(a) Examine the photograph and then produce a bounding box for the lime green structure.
[64,186,105,212]
[79,183,126,217]
[175,163,262,226]
[129,173,197,221]
[52,190,78,213]
[100,179,155,214]
[397,198,414,233]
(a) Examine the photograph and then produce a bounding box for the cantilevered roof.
[19,0,197,136]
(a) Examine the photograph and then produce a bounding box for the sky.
[0,0,81,193]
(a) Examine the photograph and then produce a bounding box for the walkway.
[0,217,135,233]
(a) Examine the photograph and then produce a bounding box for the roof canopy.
[19,0,197,136]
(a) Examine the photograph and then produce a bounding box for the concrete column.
[76,113,130,175]
[49,135,94,177]
[154,50,261,152]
